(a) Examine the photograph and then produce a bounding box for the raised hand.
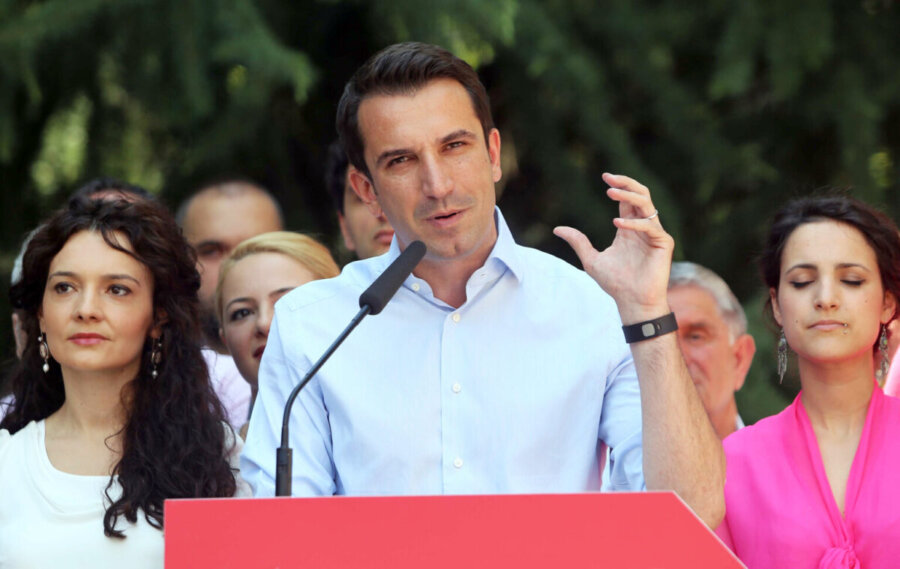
[554,172,672,323]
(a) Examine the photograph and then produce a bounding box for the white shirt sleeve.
[597,352,646,491]
[241,307,337,497]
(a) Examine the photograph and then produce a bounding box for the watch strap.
[621,312,678,343]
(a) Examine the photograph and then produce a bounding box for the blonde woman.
[216,232,339,437]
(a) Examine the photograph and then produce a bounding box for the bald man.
[178,180,284,347]
[177,180,283,430]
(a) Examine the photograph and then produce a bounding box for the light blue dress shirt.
[241,209,645,496]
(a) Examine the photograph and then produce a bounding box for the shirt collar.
[381,206,525,285]
[486,207,525,283]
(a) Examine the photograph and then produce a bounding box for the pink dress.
[716,385,900,568]
[883,352,900,397]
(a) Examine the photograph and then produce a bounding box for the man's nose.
[420,155,453,200]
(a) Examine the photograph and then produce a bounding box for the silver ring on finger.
[644,209,659,221]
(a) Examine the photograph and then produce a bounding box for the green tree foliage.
[1,0,898,420]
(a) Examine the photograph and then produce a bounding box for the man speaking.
[241,42,724,527]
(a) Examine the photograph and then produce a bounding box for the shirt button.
[453,457,463,469]
[452,313,461,323]
[452,383,462,393]
[412,283,420,292]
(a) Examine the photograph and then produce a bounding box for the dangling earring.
[876,325,889,385]
[38,333,50,373]
[150,337,162,378]
[777,330,788,384]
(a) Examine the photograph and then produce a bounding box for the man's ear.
[732,334,756,392]
[348,166,384,219]
[769,288,783,327]
[488,128,502,183]
[337,213,357,252]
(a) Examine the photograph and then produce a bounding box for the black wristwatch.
[621,312,678,343]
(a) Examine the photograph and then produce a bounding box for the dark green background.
[2,0,899,422]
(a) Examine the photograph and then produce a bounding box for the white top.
[0,420,250,568]
[0,394,11,423]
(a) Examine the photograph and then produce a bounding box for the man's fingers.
[602,172,650,196]
[612,218,674,247]
[606,187,655,218]
[553,226,597,265]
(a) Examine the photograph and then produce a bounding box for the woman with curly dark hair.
[0,196,249,568]
[716,195,900,568]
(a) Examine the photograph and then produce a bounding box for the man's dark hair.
[325,141,349,215]
[336,42,494,179]
[174,177,284,228]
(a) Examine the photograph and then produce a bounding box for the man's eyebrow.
[375,148,413,169]
[373,130,479,169]
[193,240,226,250]
[439,129,477,145]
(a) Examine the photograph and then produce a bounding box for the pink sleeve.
[203,349,252,431]
[714,516,735,551]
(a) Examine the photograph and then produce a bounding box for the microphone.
[275,241,426,496]
[359,240,426,315]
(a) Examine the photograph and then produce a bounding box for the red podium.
[165,492,744,568]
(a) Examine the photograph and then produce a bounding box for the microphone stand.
[275,304,371,497]
[273,240,425,497]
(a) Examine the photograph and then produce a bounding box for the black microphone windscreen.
[359,240,426,315]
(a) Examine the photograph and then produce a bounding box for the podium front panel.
[165,492,744,568]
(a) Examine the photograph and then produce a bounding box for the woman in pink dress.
[717,196,900,568]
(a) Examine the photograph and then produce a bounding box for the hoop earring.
[38,333,51,373]
[777,330,787,384]
[876,325,889,384]
[150,337,162,378]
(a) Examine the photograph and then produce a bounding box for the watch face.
[623,313,678,343]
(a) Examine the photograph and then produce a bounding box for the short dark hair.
[759,194,900,322]
[175,177,284,228]
[336,42,494,179]
[325,141,349,215]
